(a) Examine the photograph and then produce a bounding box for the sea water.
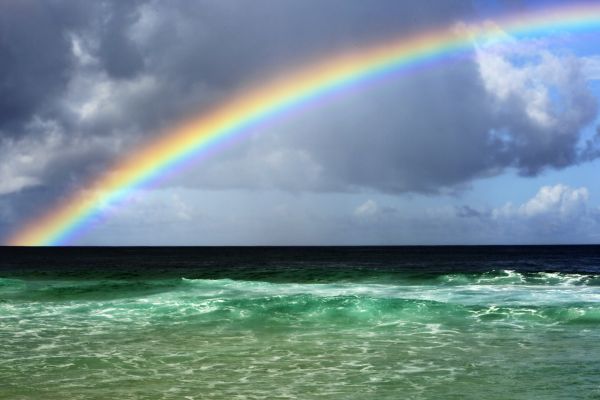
[1,246,599,399]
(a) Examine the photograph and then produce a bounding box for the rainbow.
[8,2,600,246]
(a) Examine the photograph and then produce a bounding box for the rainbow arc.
[8,2,600,245]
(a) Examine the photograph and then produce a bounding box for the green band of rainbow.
[8,2,600,246]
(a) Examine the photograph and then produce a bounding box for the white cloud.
[64,69,161,128]
[518,184,588,217]
[354,199,379,217]
[477,42,594,132]
[476,183,597,242]
[69,33,97,67]
[489,184,590,220]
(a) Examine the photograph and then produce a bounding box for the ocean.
[1,246,599,399]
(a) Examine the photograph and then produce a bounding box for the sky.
[1,0,600,245]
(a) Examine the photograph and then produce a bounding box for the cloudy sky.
[1,0,600,245]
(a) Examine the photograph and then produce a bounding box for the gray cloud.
[0,1,89,132]
[180,41,598,194]
[456,205,484,218]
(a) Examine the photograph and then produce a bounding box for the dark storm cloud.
[0,1,87,132]
[131,0,473,83]
[96,1,146,79]
[0,0,153,140]
[0,0,475,139]
[0,0,475,236]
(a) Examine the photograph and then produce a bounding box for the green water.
[1,271,600,399]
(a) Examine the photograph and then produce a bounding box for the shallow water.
[1,246,599,399]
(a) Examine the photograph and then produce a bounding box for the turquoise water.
[2,265,600,399]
